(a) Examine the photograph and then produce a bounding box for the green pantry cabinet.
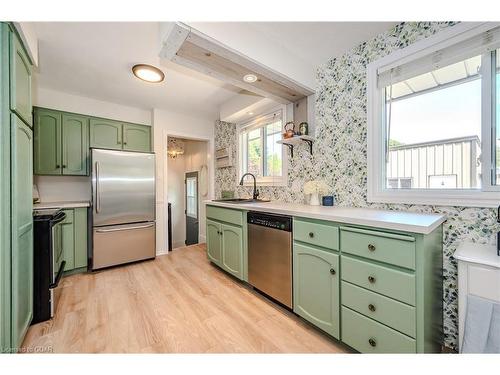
[206,204,443,353]
[34,107,152,175]
[1,23,34,352]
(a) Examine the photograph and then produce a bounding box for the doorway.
[166,136,209,250]
[185,171,198,245]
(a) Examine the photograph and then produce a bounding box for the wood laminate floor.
[22,244,349,353]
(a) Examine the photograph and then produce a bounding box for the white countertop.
[33,200,91,210]
[454,242,500,269]
[205,200,446,234]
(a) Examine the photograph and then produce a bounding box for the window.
[368,23,500,207]
[238,108,287,186]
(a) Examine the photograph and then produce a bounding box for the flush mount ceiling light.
[243,73,258,83]
[132,64,165,83]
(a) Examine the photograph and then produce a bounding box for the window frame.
[367,22,500,208]
[237,106,288,187]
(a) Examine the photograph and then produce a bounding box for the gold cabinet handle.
[368,276,376,283]
[308,232,314,238]
[368,303,376,312]
[368,243,376,251]
[368,338,377,347]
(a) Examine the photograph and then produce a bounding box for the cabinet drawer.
[341,255,415,306]
[341,307,416,353]
[341,227,415,269]
[341,281,416,337]
[294,218,339,250]
[206,206,243,226]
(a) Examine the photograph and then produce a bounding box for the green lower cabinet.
[206,219,222,265]
[61,208,88,272]
[341,307,416,353]
[221,223,243,279]
[293,242,339,339]
[10,114,33,349]
[206,212,245,280]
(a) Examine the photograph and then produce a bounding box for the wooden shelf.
[277,135,314,157]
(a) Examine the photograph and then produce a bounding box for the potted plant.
[303,180,330,206]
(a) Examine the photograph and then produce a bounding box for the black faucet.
[239,173,259,200]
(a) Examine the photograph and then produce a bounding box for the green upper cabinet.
[9,30,32,127]
[89,118,122,150]
[293,242,340,339]
[62,114,89,175]
[34,108,62,175]
[10,114,33,348]
[34,108,89,176]
[90,119,152,152]
[123,123,151,152]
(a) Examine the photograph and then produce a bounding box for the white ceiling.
[31,22,397,120]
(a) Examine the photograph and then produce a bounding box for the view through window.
[385,55,482,189]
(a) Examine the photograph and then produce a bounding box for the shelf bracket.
[301,139,313,155]
[283,143,294,158]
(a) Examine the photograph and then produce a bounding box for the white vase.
[309,193,321,206]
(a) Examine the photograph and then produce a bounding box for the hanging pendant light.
[167,138,185,159]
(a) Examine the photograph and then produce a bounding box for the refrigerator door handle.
[95,223,155,233]
[95,161,101,213]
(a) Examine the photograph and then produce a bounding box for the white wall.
[154,108,215,254]
[33,85,152,125]
[35,175,90,202]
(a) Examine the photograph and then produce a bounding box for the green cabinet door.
[34,108,62,175]
[89,118,122,150]
[10,115,33,348]
[122,123,151,152]
[9,30,32,127]
[62,114,89,175]
[73,208,88,269]
[293,242,340,339]
[221,223,243,279]
[61,209,75,271]
[206,219,222,265]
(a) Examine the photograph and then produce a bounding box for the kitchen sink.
[212,198,270,204]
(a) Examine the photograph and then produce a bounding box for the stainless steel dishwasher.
[248,211,293,308]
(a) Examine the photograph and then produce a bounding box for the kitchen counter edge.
[205,201,446,235]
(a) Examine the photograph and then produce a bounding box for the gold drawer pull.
[368,276,376,284]
[330,268,336,275]
[368,338,377,347]
[368,304,376,312]
[368,243,376,251]
[309,232,314,238]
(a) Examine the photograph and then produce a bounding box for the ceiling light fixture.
[243,74,258,83]
[248,112,254,115]
[132,64,165,83]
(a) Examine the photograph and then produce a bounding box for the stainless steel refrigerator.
[91,148,156,270]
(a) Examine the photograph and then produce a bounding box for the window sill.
[367,189,500,208]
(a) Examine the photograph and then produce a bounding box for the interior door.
[185,171,198,246]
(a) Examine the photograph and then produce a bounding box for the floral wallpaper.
[214,22,500,351]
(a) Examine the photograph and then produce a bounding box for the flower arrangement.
[303,180,330,195]
[303,180,330,206]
